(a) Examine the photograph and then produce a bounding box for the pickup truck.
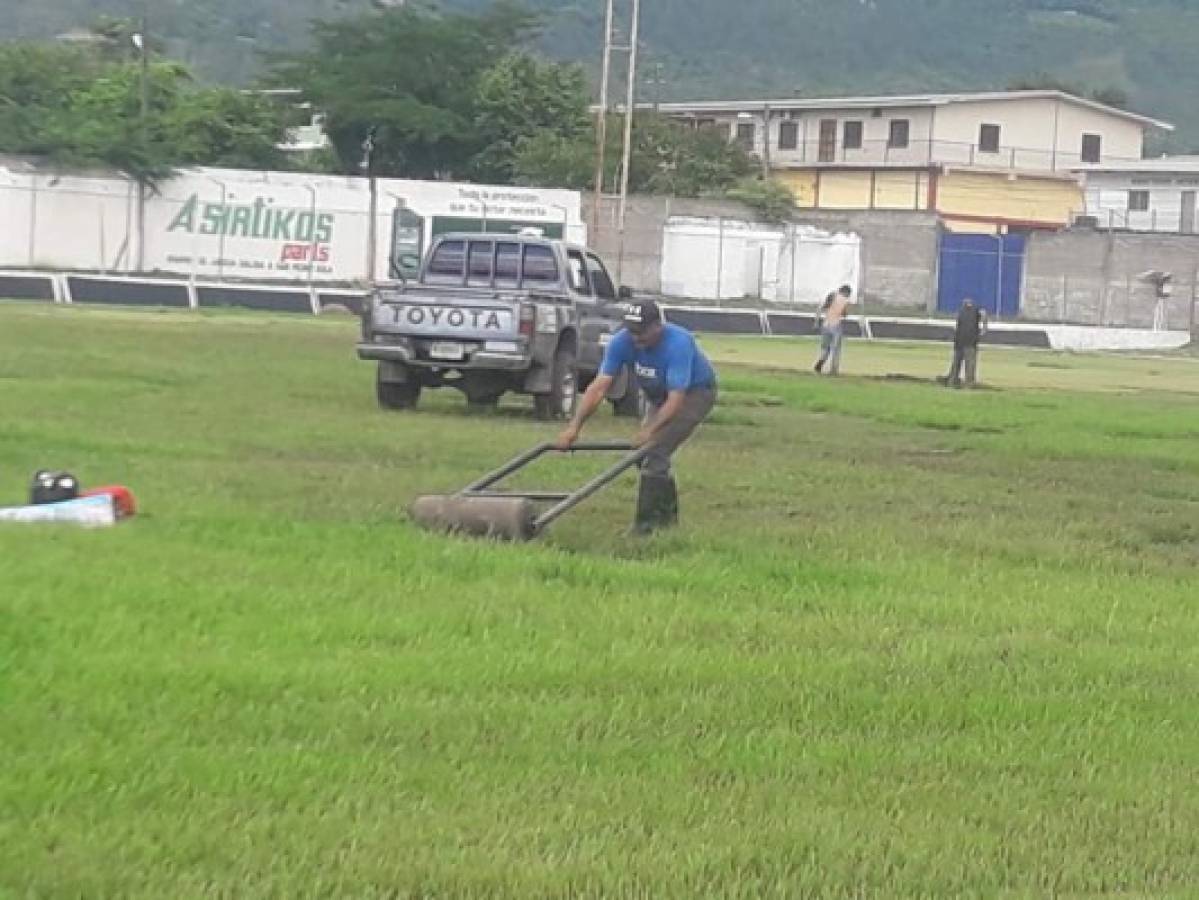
[357,232,642,419]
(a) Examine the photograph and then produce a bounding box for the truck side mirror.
[618,285,634,300]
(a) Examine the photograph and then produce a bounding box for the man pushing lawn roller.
[556,301,718,535]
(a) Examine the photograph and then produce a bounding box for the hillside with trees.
[1,0,1196,148]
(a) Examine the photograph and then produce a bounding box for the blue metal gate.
[936,233,1025,317]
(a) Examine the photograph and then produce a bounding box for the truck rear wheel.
[534,343,578,421]
[377,365,421,410]
[611,383,646,418]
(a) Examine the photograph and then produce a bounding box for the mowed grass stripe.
[1,304,1198,896]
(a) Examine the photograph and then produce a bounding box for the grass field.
[4,302,1199,897]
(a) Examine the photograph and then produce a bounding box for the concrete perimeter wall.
[1024,229,1199,332]
[584,195,939,312]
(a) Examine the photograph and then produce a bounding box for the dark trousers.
[947,344,979,386]
[641,387,717,476]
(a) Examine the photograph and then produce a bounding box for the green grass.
[3,302,1199,897]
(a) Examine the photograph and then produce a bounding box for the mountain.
[2,0,1196,149]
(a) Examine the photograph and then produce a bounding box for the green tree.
[469,52,590,183]
[271,1,541,179]
[0,42,288,179]
[83,16,168,64]
[162,88,289,170]
[510,130,596,190]
[513,113,756,198]
[0,44,99,156]
[725,176,796,222]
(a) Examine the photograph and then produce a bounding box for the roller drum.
[409,495,537,541]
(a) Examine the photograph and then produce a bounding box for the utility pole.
[590,0,616,243]
[136,2,149,272]
[761,104,772,179]
[362,128,377,284]
[616,0,641,285]
[592,0,641,283]
[139,7,149,133]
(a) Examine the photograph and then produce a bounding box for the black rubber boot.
[633,474,679,535]
[660,476,679,527]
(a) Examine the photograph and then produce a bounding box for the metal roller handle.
[461,441,635,494]
[532,445,649,533]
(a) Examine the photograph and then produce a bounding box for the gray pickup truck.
[357,232,642,419]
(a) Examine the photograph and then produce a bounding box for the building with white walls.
[652,90,1172,232]
[1076,157,1199,233]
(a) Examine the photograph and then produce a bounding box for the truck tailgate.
[373,287,520,341]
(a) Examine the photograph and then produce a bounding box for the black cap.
[623,300,662,333]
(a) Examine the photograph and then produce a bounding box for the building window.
[843,121,863,150]
[1081,133,1102,164]
[778,121,799,151]
[1128,190,1150,212]
[979,124,1001,153]
[888,119,910,149]
[694,117,717,131]
[736,121,756,149]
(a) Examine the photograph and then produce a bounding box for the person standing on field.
[556,301,717,535]
[814,284,853,375]
[944,298,988,388]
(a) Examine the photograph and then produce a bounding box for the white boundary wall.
[660,216,861,303]
[0,159,586,284]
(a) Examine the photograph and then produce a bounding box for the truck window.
[585,253,618,300]
[522,244,558,286]
[426,240,465,282]
[566,249,592,296]
[495,242,520,287]
[468,240,493,286]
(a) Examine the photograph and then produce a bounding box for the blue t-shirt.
[599,323,717,403]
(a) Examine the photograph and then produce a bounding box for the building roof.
[1075,155,1199,174]
[645,90,1173,131]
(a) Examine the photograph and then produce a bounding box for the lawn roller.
[410,441,649,541]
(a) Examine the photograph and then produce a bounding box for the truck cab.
[357,233,641,419]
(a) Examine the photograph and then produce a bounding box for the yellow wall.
[775,167,1082,225]
[936,171,1083,226]
[941,218,1001,235]
[776,168,930,211]
[873,171,929,210]
[817,171,873,209]
[774,170,817,207]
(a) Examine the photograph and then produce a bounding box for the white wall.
[1053,103,1145,168]
[1084,172,1199,232]
[932,97,1057,167]
[0,160,586,283]
[0,164,138,272]
[762,108,935,167]
[685,97,1150,174]
[932,98,1146,170]
[660,216,860,303]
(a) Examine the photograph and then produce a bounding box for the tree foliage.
[469,52,591,184]
[725,176,797,222]
[513,114,756,199]
[0,41,288,179]
[269,2,548,179]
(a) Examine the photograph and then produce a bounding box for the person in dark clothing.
[944,299,988,388]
